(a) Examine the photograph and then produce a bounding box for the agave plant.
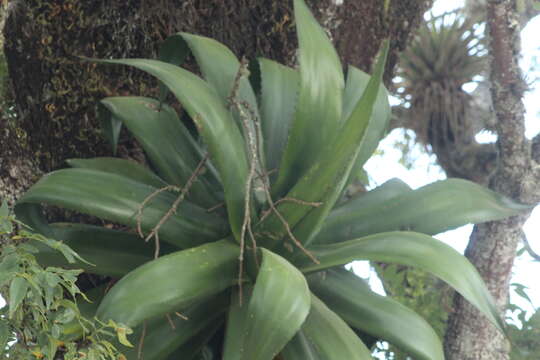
[15,1,527,359]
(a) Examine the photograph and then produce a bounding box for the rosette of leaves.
[396,12,487,169]
[14,1,528,359]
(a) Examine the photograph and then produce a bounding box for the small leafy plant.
[0,202,128,359]
[13,0,528,359]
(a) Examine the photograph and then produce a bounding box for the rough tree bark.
[1,0,430,207]
[444,1,540,358]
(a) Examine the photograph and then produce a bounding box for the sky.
[353,0,540,324]
[1,0,539,354]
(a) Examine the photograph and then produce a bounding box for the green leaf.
[342,65,391,168]
[165,321,224,360]
[180,32,265,181]
[67,157,167,189]
[9,276,28,318]
[310,269,444,360]
[281,294,372,360]
[316,178,530,244]
[258,59,299,180]
[31,223,173,277]
[180,33,259,120]
[97,102,123,155]
[0,201,8,218]
[122,295,228,360]
[298,231,505,332]
[100,97,220,207]
[0,201,12,234]
[274,0,344,195]
[158,33,190,101]
[334,178,412,213]
[223,249,310,360]
[15,168,227,249]
[95,59,249,242]
[259,41,390,250]
[0,320,10,356]
[96,239,238,327]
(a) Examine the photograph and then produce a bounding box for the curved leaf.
[310,269,444,360]
[15,168,227,249]
[179,32,265,192]
[122,295,228,360]
[258,59,299,180]
[180,33,259,120]
[67,157,167,189]
[165,321,223,360]
[100,97,220,207]
[62,285,107,341]
[274,0,344,195]
[316,178,530,244]
[223,249,310,360]
[97,102,122,155]
[342,66,391,168]
[280,330,320,360]
[298,231,504,332]
[157,33,190,101]
[335,178,412,213]
[9,277,28,318]
[96,239,238,327]
[96,59,248,242]
[32,223,175,277]
[258,41,389,249]
[281,295,372,360]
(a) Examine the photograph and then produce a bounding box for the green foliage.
[373,265,451,359]
[507,284,540,360]
[0,204,131,360]
[10,0,529,359]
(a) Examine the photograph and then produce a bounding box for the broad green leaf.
[158,33,190,101]
[342,65,391,168]
[0,201,13,234]
[100,97,220,207]
[15,168,227,249]
[180,32,265,190]
[165,321,224,360]
[0,201,8,217]
[0,320,9,356]
[180,33,259,121]
[223,249,310,360]
[335,178,412,214]
[97,240,238,327]
[274,0,344,195]
[298,231,505,332]
[9,276,28,318]
[259,41,389,250]
[280,330,320,360]
[67,157,167,189]
[310,269,444,360]
[121,295,228,360]
[258,59,299,181]
[316,178,530,244]
[340,66,391,193]
[222,289,251,360]
[97,102,122,155]
[282,295,372,360]
[31,223,175,277]
[96,59,249,242]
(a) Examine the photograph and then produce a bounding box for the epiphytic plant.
[14,1,527,359]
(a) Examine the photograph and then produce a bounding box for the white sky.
[1,0,538,353]
[354,0,540,326]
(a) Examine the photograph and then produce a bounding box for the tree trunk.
[2,0,430,201]
[443,1,540,358]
